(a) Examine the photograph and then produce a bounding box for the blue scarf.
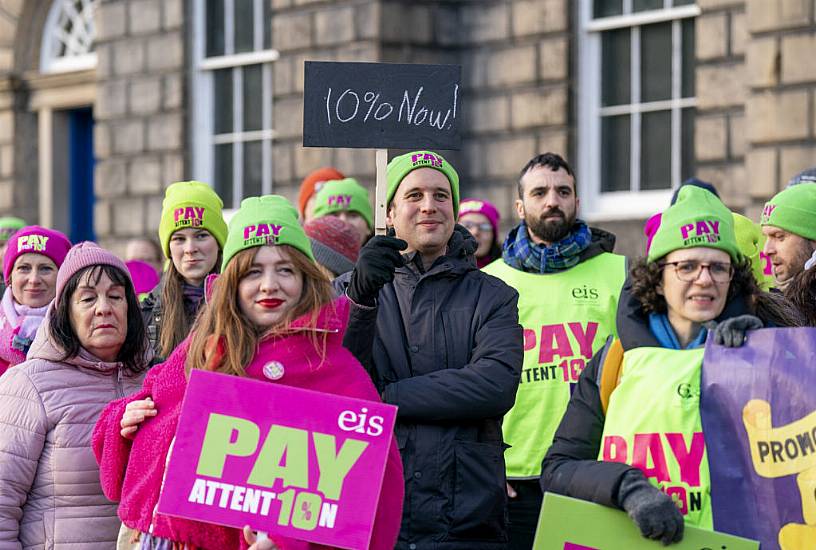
[648,313,708,350]
[502,220,592,274]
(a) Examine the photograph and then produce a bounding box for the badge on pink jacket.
[157,369,397,550]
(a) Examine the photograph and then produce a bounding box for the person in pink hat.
[458,198,502,268]
[0,241,149,548]
[0,226,71,374]
[126,260,161,302]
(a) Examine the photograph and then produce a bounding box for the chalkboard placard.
[303,61,462,150]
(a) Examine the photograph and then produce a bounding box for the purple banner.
[702,327,816,550]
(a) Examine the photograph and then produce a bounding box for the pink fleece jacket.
[92,296,404,550]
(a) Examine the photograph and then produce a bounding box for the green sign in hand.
[533,493,759,550]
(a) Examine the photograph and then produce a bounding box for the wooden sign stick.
[375,148,388,236]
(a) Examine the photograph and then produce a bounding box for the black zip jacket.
[342,226,524,550]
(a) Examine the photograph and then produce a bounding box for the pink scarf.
[0,287,50,356]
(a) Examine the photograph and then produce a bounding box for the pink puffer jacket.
[0,311,145,549]
[93,296,404,550]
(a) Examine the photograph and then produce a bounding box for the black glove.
[347,232,407,306]
[618,470,684,545]
[710,314,763,347]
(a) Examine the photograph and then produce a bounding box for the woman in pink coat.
[93,195,404,550]
[0,226,71,374]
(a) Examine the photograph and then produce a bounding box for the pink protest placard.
[157,369,397,550]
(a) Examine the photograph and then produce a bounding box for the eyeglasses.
[461,221,493,233]
[659,260,734,284]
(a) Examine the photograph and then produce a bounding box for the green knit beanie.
[648,186,741,263]
[158,181,228,257]
[311,178,374,230]
[760,184,816,241]
[222,195,314,271]
[733,212,774,291]
[0,217,26,241]
[386,151,460,215]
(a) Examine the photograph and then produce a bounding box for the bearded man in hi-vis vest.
[483,153,627,549]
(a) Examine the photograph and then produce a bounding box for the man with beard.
[483,153,627,549]
[760,183,816,290]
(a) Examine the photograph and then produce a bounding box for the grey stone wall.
[694,0,749,214]
[742,0,816,219]
[270,0,380,202]
[0,0,23,216]
[93,0,186,254]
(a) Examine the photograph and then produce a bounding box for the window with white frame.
[41,0,99,74]
[192,0,278,209]
[578,0,700,220]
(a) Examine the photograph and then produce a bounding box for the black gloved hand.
[711,314,763,347]
[618,470,684,546]
[347,231,408,306]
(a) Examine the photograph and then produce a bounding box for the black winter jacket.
[140,278,165,362]
[342,226,524,550]
[140,277,206,364]
[539,278,758,508]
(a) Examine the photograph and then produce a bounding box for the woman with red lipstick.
[93,195,404,550]
[539,187,801,545]
[141,181,228,363]
[0,225,71,375]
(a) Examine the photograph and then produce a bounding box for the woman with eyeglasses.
[458,198,502,268]
[539,186,802,545]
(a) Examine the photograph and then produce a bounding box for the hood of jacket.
[615,277,753,351]
[26,306,126,374]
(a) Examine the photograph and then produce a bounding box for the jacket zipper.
[114,367,124,399]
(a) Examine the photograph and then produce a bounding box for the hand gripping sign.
[702,327,816,550]
[157,370,397,550]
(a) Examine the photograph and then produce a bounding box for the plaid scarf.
[502,220,592,273]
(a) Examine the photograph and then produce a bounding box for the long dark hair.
[49,264,149,374]
[629,256,804,327]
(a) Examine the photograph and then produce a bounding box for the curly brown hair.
[629,256,804,327]
[784,266,816,326]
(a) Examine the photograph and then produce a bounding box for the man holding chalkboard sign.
[340,150,524,550]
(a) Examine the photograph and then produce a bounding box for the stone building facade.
[0,0,814,258]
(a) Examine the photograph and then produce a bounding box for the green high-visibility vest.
[598,346,713,529]
[484,252,626,478]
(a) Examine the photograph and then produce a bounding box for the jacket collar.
[397,224,478,278]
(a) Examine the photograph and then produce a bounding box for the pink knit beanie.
[459,198,501,242]
[126,260,160,297]
[55,242,132,306]
[643,213,662,255]
[3,226,72,283]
